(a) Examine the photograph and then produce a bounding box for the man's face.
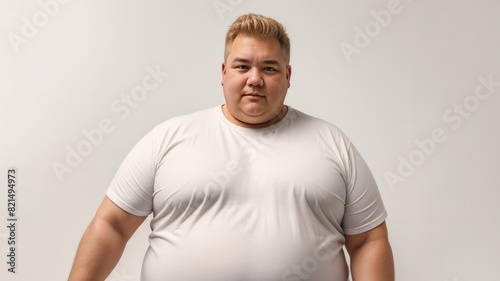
[222,34,291,128]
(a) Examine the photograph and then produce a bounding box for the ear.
[286,65,292,88]
[221,62,226,86]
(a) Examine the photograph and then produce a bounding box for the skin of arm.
[68,196,147,281]
[345,221,395,281]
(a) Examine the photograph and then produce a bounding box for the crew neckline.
[215,104,295,135]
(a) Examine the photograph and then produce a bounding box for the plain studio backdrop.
[1,1,499,280]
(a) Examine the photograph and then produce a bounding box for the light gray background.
[1,0,499,280]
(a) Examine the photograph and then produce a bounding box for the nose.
[247,68,263,87]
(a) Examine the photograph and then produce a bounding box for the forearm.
[68,218,128,281]
[349,239,394,281]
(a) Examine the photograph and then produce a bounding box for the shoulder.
[289,107,352,147]
[151,106,218,135]
[157,107,216,128]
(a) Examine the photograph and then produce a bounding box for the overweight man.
[68,13,395,281]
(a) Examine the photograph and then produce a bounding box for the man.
[68,13,394,281]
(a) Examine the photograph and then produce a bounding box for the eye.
[235,65,249,70]
[263,67,277,72]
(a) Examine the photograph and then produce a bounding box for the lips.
[243,93,265,97]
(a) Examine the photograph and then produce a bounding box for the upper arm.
[341,142,387,235]
[93,196,148,240]
[344,221,389,255]
[344,221,395,281]
[105,128,158,217]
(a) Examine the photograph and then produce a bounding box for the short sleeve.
[106,128,158,217]
[341,143,387,235]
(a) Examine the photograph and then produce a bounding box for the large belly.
[141,227,349,281]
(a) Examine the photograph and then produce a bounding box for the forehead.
[227,35,285,62]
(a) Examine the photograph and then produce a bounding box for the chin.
[241,103,267,112]
[241,110,267,120]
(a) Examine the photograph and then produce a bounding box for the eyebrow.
[233,57,281,65]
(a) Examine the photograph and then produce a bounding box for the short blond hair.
[224,13,291,64]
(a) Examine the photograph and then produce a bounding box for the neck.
[222,105,288,129]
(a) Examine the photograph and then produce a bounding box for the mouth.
[242,93,265,98]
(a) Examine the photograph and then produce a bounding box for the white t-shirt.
[106,105,387,281]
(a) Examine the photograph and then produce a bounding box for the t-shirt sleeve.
[106,128,158,217]
[341,141,387,235]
